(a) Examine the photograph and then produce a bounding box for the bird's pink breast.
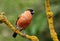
[17,13,32,29]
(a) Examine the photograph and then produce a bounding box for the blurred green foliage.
[0,0,60,41]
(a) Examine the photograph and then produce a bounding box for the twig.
[0,12,39,41]
[45,0,59,41]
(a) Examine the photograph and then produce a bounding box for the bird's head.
[26,9,35,15]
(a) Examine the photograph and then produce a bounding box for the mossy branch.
[45,0,59,41]
[0,12,39,41]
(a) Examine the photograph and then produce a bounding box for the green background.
[0,0,60,41]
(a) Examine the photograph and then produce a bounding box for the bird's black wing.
[16,16,19,25]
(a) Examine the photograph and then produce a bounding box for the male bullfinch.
[13,9,34,38]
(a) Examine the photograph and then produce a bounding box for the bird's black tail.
[12,28,23,38]
[13,32,17,38]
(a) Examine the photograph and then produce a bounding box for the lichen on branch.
[45,0,59,41]
[0,12,39,41]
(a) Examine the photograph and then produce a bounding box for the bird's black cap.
[27,9,35,15]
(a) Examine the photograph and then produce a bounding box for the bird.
[12,9,34,38]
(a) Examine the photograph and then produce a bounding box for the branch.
[0,12,39,41]
[45,0,59,41]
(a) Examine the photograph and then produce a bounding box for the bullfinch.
[13,9,34,38]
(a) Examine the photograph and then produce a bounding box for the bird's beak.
[32,11,35,14]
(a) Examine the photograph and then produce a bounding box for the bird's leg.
[23,30,26,35]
